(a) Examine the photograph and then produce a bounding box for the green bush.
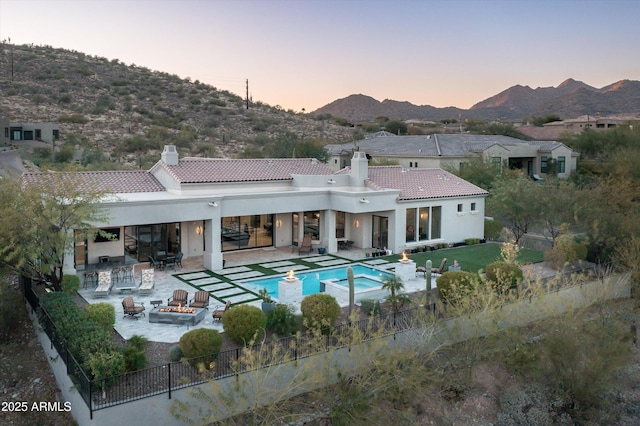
[485,262,523,293]
[89,351,125,388]
[436,271,479,303]
[58,113,88,124]
[61,275,80,295]
[266,304,300,337]
[123,335,149,372]
[464,238,481,245]
[168,345,183,362]
[544,247,567,270]
[179,328,222,368]
[360,299,381,316]
[484,219,503,241]
[85,302,115,330]
[300,293,341,330]
[222,305,266,345]
[41,292,118,374]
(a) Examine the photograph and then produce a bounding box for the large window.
[541,156,548,173]
[558,156,566,173]
[292,211,320,245]
[406,206,441,243]
[222,214,274,251]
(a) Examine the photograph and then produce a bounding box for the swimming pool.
[241,264,393,299]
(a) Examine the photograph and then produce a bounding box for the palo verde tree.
[0,173,110,291]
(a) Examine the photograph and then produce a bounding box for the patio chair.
[431,258,448,275]
[212,300,231,321]
[298,234,313,255]
[122,296,145,319]
[189,291,210,309]
[148,255,163,270]
[175,251,184,268]
[138,268,155,294]
[94,270,112,297]
[168,289,188,307]
[83,271,97,289]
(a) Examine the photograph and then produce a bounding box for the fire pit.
[149,306,206,326]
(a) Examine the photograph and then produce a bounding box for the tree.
[534,177,578,244]
[447,155,502,191]
[384,120,407,135]
[381,275,411,313]
[0,174,110,290]
[487,173,541,244]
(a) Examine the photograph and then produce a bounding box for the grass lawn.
[381,242,544,273]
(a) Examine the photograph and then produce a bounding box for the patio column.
[297,211,305,245]
[324,209,337,253]
[203,218,223,271]
[63,229,76,276]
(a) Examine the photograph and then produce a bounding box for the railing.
[20,262,620,412]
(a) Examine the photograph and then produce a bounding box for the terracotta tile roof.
[367,166,488,201]
[21,170,165,193]
[152,157,335,183]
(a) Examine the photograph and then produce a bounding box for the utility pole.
[245,79,249,110]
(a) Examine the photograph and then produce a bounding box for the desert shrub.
[222,305,266,345]
[266,304,300,337]
[360,299,381,316]
[58,113,88,124]
[485,262,523,293]
[122,335,148,372]
[544,247,567,270]
[85,302,115,330]
[179,328,222,368]
[485,219,503,241]
[300,293,341,330]
[436,271,479,304]
[554,234,588,264]
[168,345,183,362]
[61,275,80,295]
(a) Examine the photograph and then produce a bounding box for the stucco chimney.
[350,151,369,186]
[161,145,179,166]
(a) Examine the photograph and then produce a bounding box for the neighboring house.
[542,113,640,133]
[23,146,488,274]
[7,122,60,143]
[1,118,10,145]
[326,132,578,178]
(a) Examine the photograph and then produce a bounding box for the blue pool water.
[242,264,392,298]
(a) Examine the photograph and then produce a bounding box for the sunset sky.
[1,0,639,112]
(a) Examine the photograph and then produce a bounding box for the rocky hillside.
[0,44,355,164]
[314,78,640,122]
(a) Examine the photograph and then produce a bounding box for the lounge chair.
[138,268,155,294]
[212,300,231,321]
[189,291,210,309]
[94,270,112,297]
[432,258,448,275]
[122,296,145,319]
[298,234,313,255]
[168,289,188,307]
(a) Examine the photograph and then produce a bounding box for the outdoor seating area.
[76,246,438,343]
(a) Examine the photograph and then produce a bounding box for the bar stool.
[121,265,134,282]
[111,267,122,283]
[83,271,97,289]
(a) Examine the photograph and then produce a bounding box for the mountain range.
[312,79,640,122]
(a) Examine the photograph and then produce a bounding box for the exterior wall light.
[359,198,369,203]
[208,201,218,207]
[195,226,203,235]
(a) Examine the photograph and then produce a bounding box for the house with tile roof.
[26,145,488,274]
[326,132,578,178]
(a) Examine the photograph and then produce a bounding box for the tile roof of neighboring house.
[367,166,488,201]
[22,170,166,193]
[326,133,567,157]
[152,157,335,183]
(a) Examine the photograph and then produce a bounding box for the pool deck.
[77,247,436,344]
